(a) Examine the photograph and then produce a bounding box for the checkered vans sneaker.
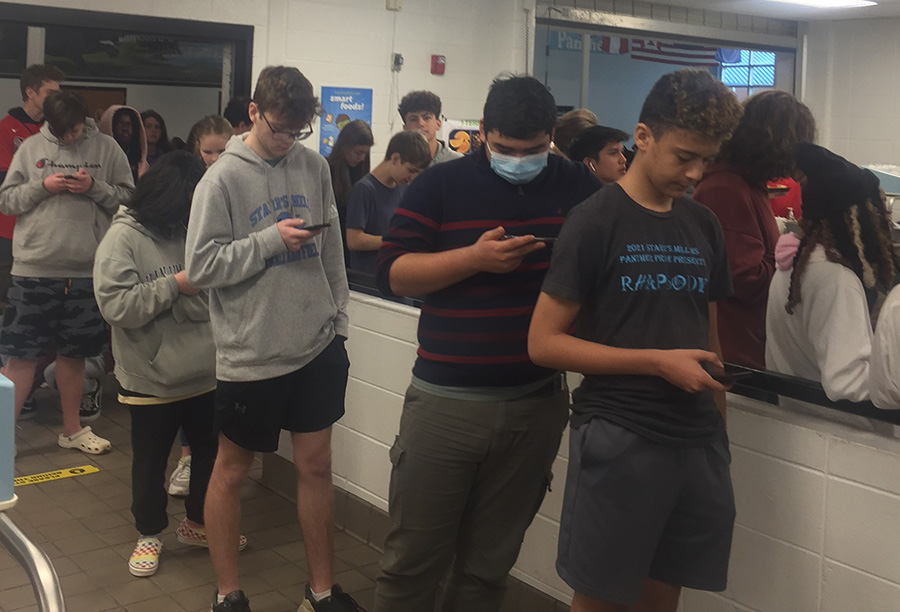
[129,536,162,577]
[176,519,247,551]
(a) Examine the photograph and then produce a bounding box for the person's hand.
[277,218,324,251]
[655,349,725,393]
[468,226,545,274]
[42,173,68,194]
[174,271,200,295]
[64,169,94,194]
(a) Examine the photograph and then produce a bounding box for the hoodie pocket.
[148,326,216,386]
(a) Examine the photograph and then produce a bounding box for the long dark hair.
[127,151,205,239]
[327,120,373,207]
[786,194,894,315]
[719,91,816,188]
[141,109,173,155]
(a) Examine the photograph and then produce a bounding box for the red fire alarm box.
[431,55,446,75]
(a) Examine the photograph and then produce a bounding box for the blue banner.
[319,86,373,157]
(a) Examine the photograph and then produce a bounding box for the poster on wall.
[442,119,481,155]
[319,86,373,157]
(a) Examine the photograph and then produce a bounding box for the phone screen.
[298,223,331,232]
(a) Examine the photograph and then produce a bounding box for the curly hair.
[718,91,816,188]
[639,69,743,142]
[786,196,894,315]
[398,91,442,122]
[253,66,321,131]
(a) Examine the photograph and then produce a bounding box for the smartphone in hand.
[502,234,557,245]
[297,223,331,232]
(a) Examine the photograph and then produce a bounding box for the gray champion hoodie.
[94,207,216,398]
[0,119,134,277]
[185,134,349,382]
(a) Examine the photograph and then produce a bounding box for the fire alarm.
[431,55,446,75]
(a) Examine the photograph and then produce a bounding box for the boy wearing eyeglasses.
[186,66,357,612]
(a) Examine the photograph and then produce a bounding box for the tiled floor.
[2,378,382,612]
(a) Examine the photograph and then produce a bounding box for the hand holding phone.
[297,222,331,232]
[708,369,753,386]
[502,234,556,245]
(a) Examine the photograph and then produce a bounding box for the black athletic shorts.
[0,276,108,360]
[556,417,735,606]
[214,335,350,452]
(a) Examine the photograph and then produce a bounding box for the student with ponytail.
[766,143,895,402]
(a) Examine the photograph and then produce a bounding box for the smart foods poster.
[319,87,373,157]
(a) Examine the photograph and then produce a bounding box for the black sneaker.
[299,583,365,612]
[79,380,102,422]
[19,396,37,420]
[211,590,251,612]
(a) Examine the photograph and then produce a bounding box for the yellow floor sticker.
[14,465,99,487]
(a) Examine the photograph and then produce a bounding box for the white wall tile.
[727,405,828,470]
[513,514,573,600]
[725,526,820,612]
[821,561,900,612]
[681,589,758,612]
[346,325,417,396]
[730,447,825,552]
[825,479,900,583]
[342,379,404,447]
[829,437,900,496]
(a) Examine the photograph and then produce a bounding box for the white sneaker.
[167,456,191,496]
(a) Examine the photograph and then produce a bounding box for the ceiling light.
[766,0,876,7]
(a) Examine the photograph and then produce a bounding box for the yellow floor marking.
[14,465,99,487]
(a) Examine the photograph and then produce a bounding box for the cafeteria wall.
[3,0,531,158]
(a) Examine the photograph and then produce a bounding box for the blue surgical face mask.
[488,144,549,185]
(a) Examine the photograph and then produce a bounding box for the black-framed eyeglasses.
[259,110,313,141]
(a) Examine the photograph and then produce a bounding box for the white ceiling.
[660,0,900,20]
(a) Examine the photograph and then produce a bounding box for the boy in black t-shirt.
[528,69,743,612]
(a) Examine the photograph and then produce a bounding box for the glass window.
[719,48,776,101]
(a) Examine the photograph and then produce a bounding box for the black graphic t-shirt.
[542,183,733,444]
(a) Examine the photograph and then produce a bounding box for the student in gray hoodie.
[94,151,246,578]
[185,66,355,612]
[0,89,133,454]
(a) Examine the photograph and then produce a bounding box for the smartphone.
[710,370,753,385]
[297,222,331,232]
[502,234,557,245]
[63,174,75,179]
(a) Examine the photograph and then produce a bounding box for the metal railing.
[0,510,66,612]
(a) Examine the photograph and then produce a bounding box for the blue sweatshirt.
[376,147,602,388]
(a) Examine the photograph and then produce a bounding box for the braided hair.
[786,195,894,315]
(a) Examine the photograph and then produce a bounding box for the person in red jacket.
[0,64,65,304]
[693,91,816,369]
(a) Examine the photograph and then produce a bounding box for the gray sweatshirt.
[0,119,134,277]
[94,208,216,398]
[185,135,349,382]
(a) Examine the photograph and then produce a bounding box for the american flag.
[630,39,720,68]
[594,36,628,54]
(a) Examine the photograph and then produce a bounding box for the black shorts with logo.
[214,335,350,452]
[556,417,735,605]
[0,276,108,360]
